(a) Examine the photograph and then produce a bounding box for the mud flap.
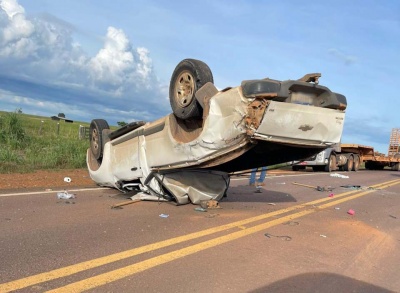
[150,170,230,205]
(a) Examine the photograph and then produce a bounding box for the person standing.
[249,166,267,186]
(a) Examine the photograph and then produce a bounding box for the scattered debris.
[205,213,219,218]
[328,193,334,198]
[267,203,276,206]
[63,177,72,183]
[292,182,334,192]
[57,191,75,200]
[320,234,327,238]
[335,207,341,210]
[283,221,299,226]
[389,215,397,219]
[159,214,169,218]
[200,199,221,209]
[194,207,207,212]
[276,182,286,185]
[330,173,349,179]
[340,185,375,190]
[130,192,168,202]
[111,199,141,209]
[45,188,52,192]
[347,209,355,216]
[264,233,292,241]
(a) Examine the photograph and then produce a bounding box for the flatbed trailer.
[292,143,400,172]
[340,144,400,170]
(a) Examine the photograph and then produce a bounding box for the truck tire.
[325,154,336,172]
[169,59,214,120]
[352,154,360,171]
[90,119,110,160]
[392,162,400,171]
[343,154,354,171]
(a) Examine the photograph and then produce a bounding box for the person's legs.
[257,166,267,183]
[249,168,257,185]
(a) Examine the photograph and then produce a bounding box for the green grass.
[0,111,92,173]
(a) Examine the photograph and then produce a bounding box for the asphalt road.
[1,170,400,293]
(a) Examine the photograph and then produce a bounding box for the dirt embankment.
[0,169,97,190]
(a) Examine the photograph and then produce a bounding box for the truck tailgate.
[254,101,345,147]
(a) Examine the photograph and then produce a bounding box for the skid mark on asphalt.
[1,179,399,292]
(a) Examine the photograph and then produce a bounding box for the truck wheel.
[325,154,336,172]
[343,154,354,171]
[90,119,110,160]
[352,154,360,171]
[169,59,214,120]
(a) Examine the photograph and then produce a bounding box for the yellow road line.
[1,179,399,292]
[48,180,400,292]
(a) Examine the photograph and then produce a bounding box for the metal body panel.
[255,101,345,146]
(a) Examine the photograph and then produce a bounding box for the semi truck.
[292,128,400,172]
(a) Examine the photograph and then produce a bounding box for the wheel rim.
[91,128,99,154]
[174,70,195,108]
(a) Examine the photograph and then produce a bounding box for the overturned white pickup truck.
[87,59,346,204]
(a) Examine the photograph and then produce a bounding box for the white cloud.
[0,0,169,124]
[0,0,35,56]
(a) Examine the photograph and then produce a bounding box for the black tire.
[169,59,214,120]
[343,154,354,171]
[325,154,336,172]
[90,119,110,160]
[352,154,360,171]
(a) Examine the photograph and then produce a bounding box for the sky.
[0,0,399,153]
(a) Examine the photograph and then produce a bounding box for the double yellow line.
[2,179,399,292]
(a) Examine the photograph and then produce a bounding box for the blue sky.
[0,0,399,153]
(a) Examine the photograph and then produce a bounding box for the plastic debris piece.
[328,193,334,198]
[194,207,207,212]
[347,209,355,215]
[335,207,340,210]
[57,191,75,199]
[341,185,361,189]
[64,177,72,183]
[320,234,327,238]
[159,214,169,218]
[267,203,276,206]
[264,233,292,241]
[330,173,349,179]
[283,221,299,226]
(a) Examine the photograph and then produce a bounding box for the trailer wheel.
[343,154,354,171]
[325,154,336,172]
[352,154,360,171]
